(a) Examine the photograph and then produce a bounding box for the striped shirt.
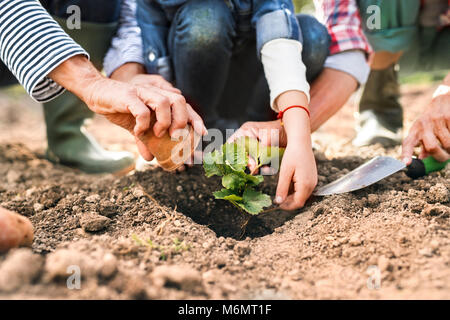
[0,0,88,102]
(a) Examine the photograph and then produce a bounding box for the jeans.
[0,0,120,87]
[159,0,330,130]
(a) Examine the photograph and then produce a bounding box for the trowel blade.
[313,156,406,196]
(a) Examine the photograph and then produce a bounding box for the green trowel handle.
[406,157,450,179]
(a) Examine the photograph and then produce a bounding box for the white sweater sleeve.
[260,38,310,112]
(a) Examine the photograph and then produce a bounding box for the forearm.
[276,90,311,145]
[48,55,103,104]
[309,68,358,132]
[110,62,146,82]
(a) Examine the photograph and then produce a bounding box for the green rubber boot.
[44,18,135,174]
[353,65,403,147]
[44,92,135,174]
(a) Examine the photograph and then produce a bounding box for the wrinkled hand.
[48,56,207,162]
[129,74,181,94]
[401,87,450,164]
[82,77,206,161]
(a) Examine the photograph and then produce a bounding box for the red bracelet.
[277,105,310,121]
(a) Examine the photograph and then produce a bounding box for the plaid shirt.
[315,0,372,56]
[316,0,450,56]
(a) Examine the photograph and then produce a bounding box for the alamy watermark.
[66,265,81,290]
[170,125,283,174]
[66,5,81,30]
[366,265,381,290]
[365,5,381,30]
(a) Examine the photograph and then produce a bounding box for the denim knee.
[296,14,330,81]
[171,0,235,54]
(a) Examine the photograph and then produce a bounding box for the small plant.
[203,137,284,215]
[131,234,190,260]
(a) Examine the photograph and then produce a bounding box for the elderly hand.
[110,62,181,94]
[49,56,207,161]
[401,77,450,164]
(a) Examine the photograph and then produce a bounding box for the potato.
[0,207,34,252]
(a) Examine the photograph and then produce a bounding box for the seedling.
[131,234,190,260]
[203,137,285,215]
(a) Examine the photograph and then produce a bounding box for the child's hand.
[275,143,317,210]
[273,90,317,210]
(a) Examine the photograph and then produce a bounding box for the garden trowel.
[313,156,450,196]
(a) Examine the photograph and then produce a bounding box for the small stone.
[430,240,440,251]
[6,170,21,184]
[234,243,251,258]
[349,234,363,246]
[33,203,44,212]
[25,187,37,197]
[428,183,449,203]
[80,213,111,232]
[44,248,96,281]
[151,265,203,292]
[222,283,237,293]
[202,241,212,250]
[0,249,43,292]
[85,194,100,203]
[202,270,216,283]
[173,220,181,227]
[225,238,236,249]
[419,247,433,258]
[176,185,183,192]
[325,236,335,241]
[367,194,378,207]
[132,188,145,198]
[99,253,118,278]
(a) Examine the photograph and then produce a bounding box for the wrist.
[110,62,146,82]
[276,90,311,140]
[48,55,104,102]
[276,90,309,112]
[283,109,311,143]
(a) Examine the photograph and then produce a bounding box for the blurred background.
[294,0,314,12]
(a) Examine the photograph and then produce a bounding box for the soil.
[0,84,448,299]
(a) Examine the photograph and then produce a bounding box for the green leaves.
[203,150,224,177]
[213,189,243,201]
[203,138,282,215]
[236,137,285,170]
[237,189,272,215]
